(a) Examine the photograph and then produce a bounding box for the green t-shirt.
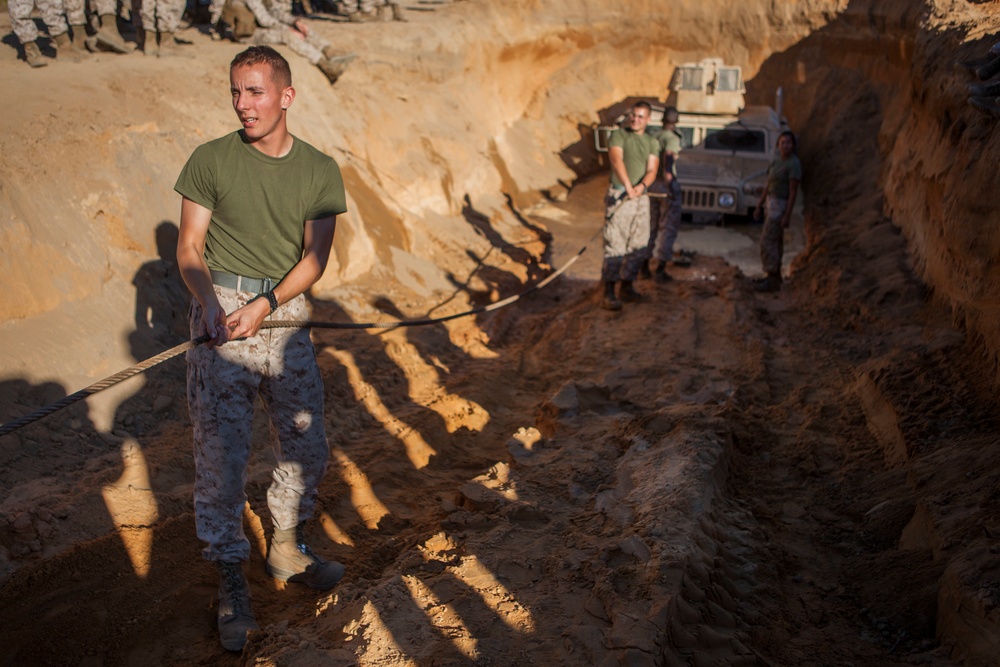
[174,131,348,280]
[766,154,802,200]
[655,128,683,178]
[608,128,659,188]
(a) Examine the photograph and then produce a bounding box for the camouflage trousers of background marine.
[760,196,788,276]
[601,186,651,283]
[8,0,69,43]
[335,0,389,15]
[222,0,329,65]
[138,0,186,33]
[248,24,328,64]
[646,179,683,264]
[186,286,330,563]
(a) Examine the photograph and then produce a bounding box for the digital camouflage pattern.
[602,187,651,282]
[138,0,187,33]
[186,286,329,562]
[8,0,68,43]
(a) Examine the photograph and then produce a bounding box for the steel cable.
[0,230,597,438]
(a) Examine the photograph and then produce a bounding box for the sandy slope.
[2,0,1000,665]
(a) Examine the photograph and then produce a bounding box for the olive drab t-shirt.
[655,128,683,179]
[766,154,803,200]
[608,128,660,189]
[174,131,348,281]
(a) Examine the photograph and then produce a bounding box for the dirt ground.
[2,0,1000,665]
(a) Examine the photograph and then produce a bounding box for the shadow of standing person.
[129,221,192,362]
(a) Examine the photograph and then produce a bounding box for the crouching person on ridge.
[220,0,357,84]
[174,45,348,652]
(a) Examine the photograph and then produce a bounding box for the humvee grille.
[683,188,717,210]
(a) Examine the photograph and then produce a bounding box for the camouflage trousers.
[646,179,682,263]
[62,0,84,27]
[336,0,389,15]
[90,0,117,15]
[221,0,330,65]
[760,197,788,276]
[138,0,186,32]
[248,24,328,65]
[186,286,330,562]
[9,0,69,43]
[601,186,650,282]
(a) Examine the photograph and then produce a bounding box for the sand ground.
[2,1,1000,665]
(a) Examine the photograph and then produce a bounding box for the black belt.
[210,269,278,294]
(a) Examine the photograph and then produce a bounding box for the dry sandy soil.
[2,0,1000,665]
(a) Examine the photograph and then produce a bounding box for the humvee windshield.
[716,68,742,92]
[703,128,767,152]
[676,68,703,91]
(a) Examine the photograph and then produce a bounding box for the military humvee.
[594,58,791,222]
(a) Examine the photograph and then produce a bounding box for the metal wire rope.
[0,230,597,439]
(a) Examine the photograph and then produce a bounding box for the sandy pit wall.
[749,0,1000,377]
[746,1,1000,662]
[0,0,839,427]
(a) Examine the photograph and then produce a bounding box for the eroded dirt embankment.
[3,0,1000,665]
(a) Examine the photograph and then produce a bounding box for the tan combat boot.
[266,524,345,590]
[69,25,92,55]
[94,14,131,53]
[53,31,86,62]
[158,31,179,57]
[23,41,48,68]
[143,29,158,56]
[390,2,406,21]
[316,52,356,84]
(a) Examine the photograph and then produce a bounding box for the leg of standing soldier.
[37,0,88,62]
[258,299,329,533]
[653,180,683,282]
[90,0,132,52]
[642,184,664,278]
[188,287,271,651]
[259,295,344,590]
[8,0,46,66]
[619,196,651,283]
[187,287,269,564]
[156,0,188,56]
[757,197,786,292]
[61,0,91,55]
[36,0,70,37]
[139,0,157,54]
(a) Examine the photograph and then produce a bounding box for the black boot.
[216,561,258,651]
[601,281,622,311]
[653,262,672,284]
[619,280,644,303]
[638,259,652,280]
[754,272,782,292]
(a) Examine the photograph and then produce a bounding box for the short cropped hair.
[231,46,292,87]
[777,130,797,152]
[633,100,652,114]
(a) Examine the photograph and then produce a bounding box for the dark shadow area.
[461,194,546,285]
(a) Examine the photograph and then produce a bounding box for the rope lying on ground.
[0,232,597,439]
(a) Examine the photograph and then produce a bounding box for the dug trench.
[2,0,1000,665]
